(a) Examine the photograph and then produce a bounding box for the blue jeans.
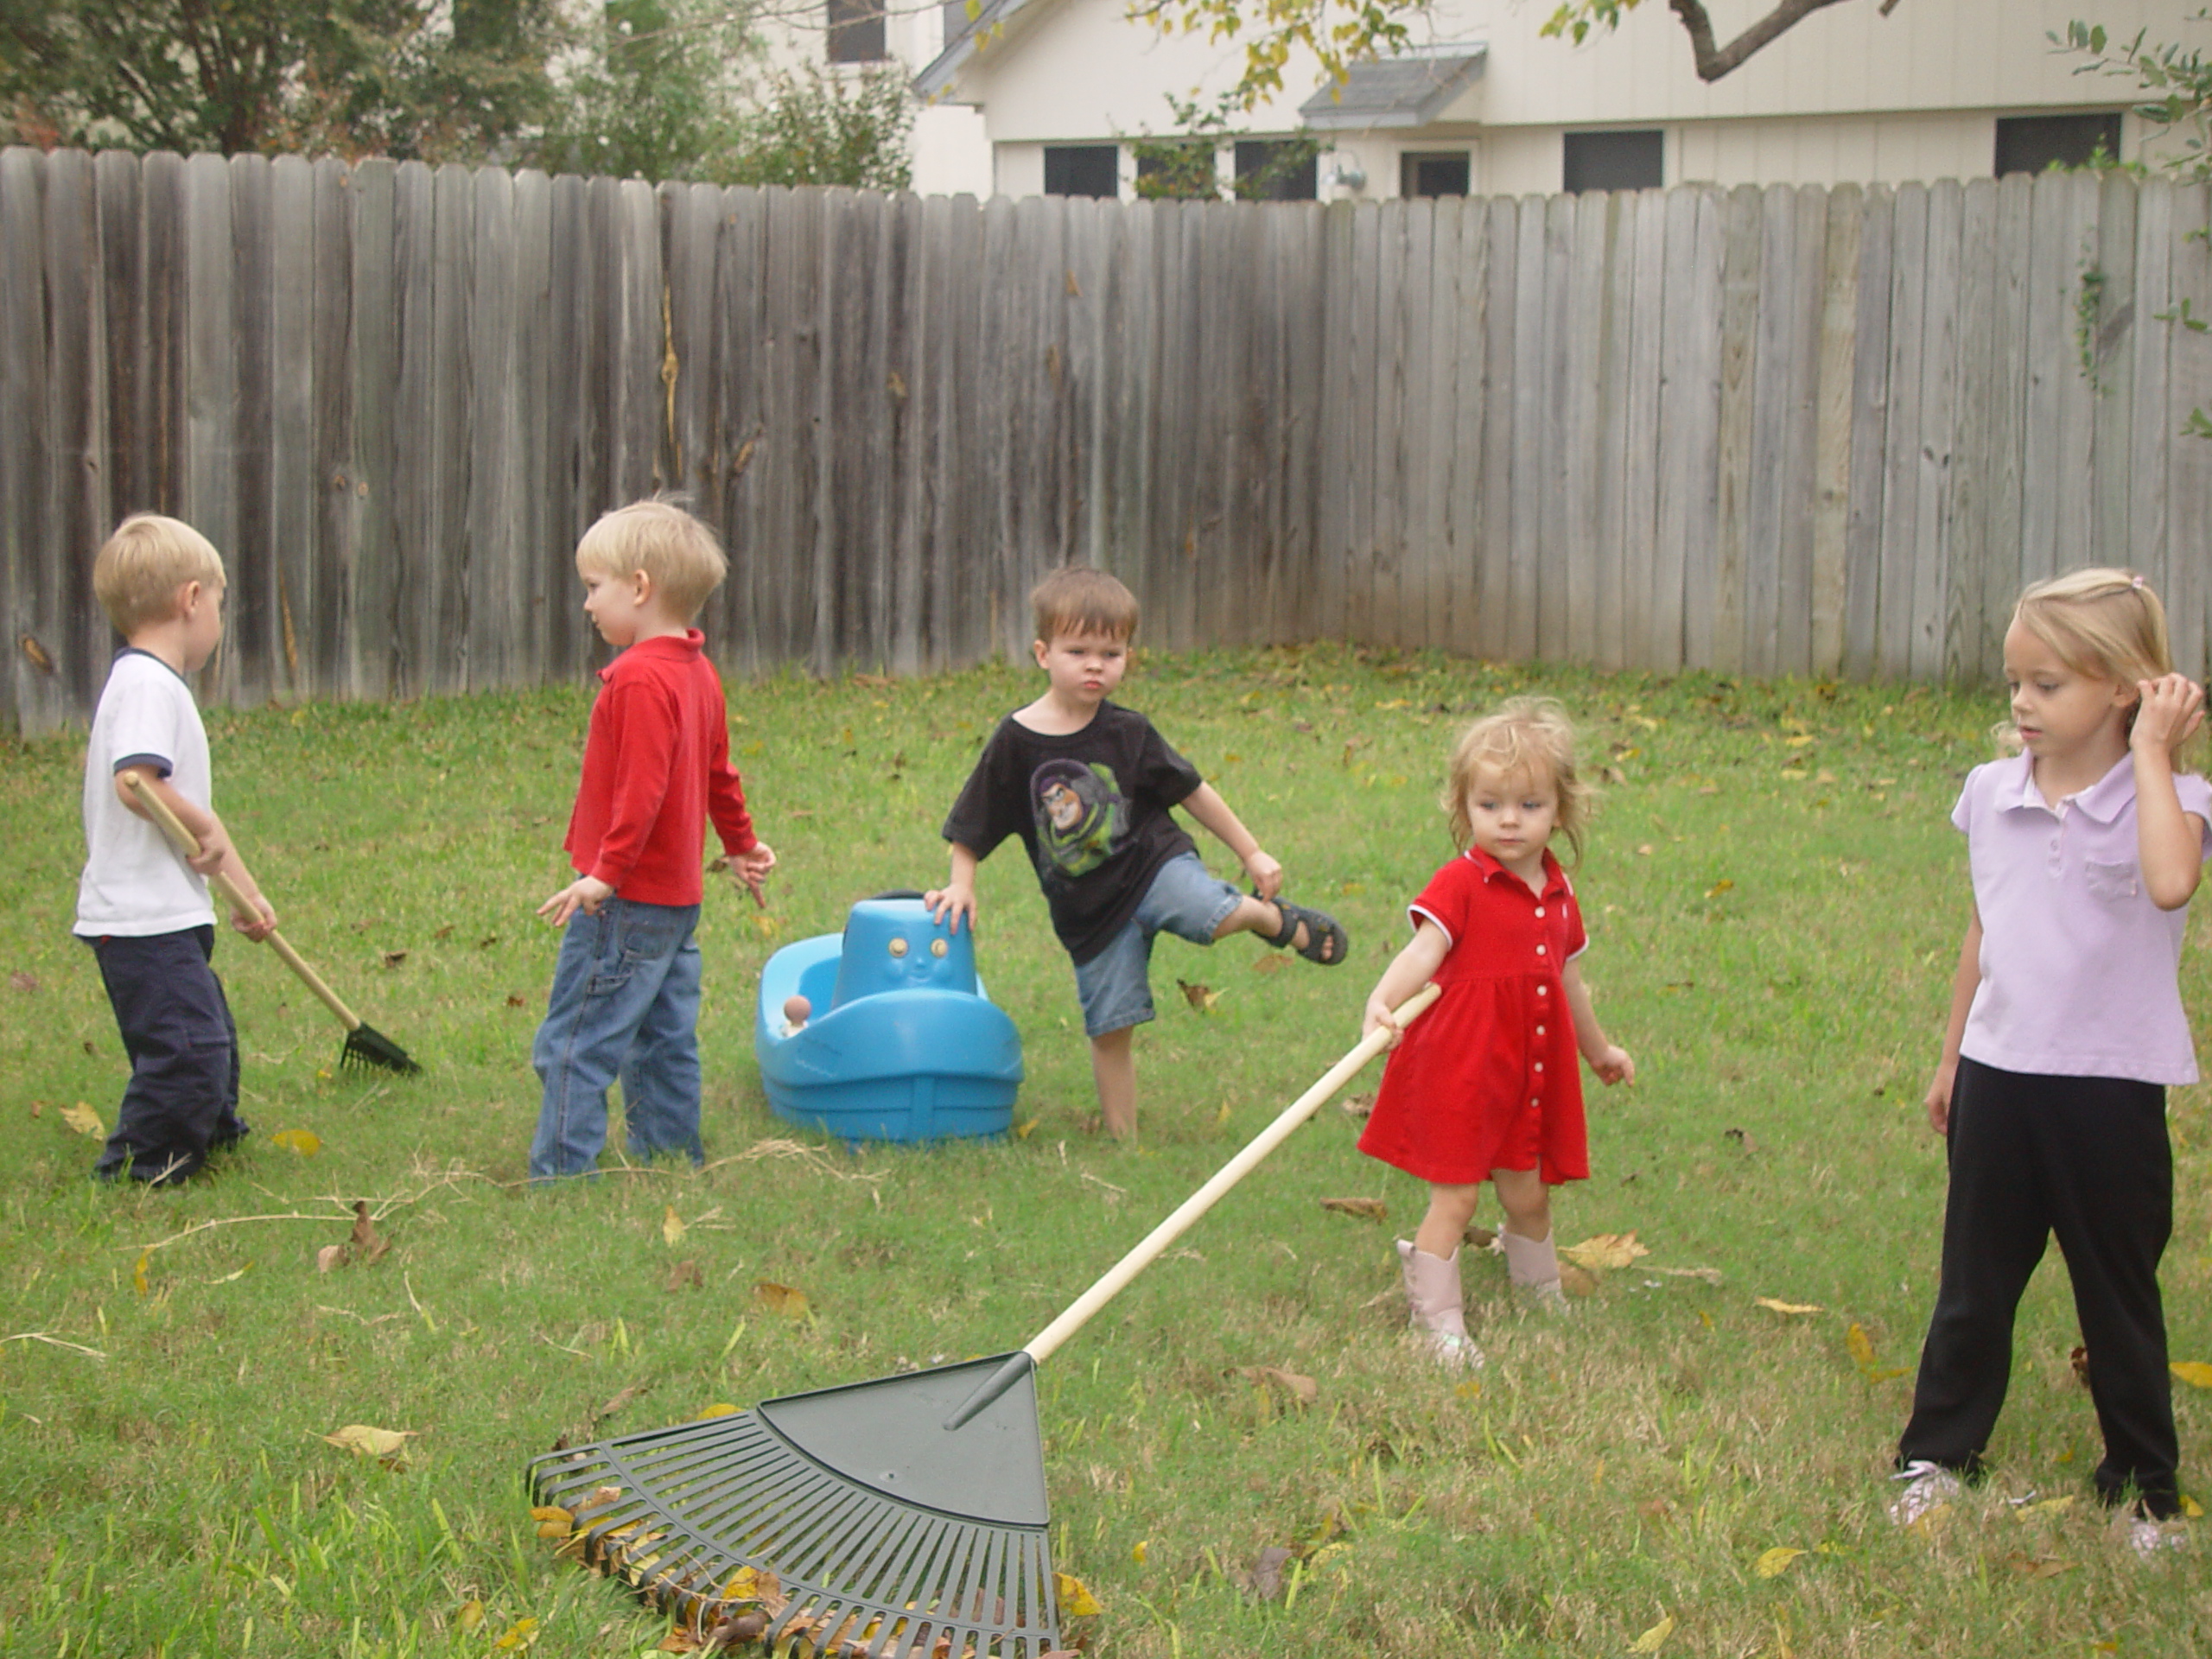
[1071,852,1245,1037]
[530,898,704,1181]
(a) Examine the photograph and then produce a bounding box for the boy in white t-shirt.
[74,515,276,1185]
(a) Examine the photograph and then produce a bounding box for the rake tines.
[531,1388,1061,1658]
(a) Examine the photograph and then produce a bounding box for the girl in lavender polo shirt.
[1891,569,2209,1553]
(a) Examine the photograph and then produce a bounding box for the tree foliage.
[716,65,913,192]
[1129,0,1417,114]
[1128,91,1319,200]
[0,0,564,159]
[531,0,760,183]
[2058,11,2212,181]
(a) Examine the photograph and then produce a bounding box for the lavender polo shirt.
[1955,752,2212,1086]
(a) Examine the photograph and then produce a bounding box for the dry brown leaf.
[315,1243,347,1274]
[1243,1546,1293,1601]
[505,994,527,1008]
[598,1383,651,1420]
[1753,1296,1824,1316]
[1465,1223,1498,1249]
[1650,1265,1725,1286]
[1319,1196,1387,1222]
[664,1258,704,1294]
[28,1099,42,1119]
[1559,1261,1599,1298]
[1175,978,1219,1013]
[2002,1553,2077,1579]
[1560,1231,1649,1271]
[10,970,38,994]
[1337,1091,1372,1118]
[60,1100,104,1139]
[1234,1365,1319,1404]
[382,950,408,969]
[350,1201,391,1264]
[753,1281,811,1319]
[1249,953,1287,976]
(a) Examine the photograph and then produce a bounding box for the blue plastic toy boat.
[754,895,1023,1143]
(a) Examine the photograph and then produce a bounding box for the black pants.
[87,925,247,1185]
[1897,1056,2177,1515]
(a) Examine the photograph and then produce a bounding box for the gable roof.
[916,0,1058,100]
[1298,41,1486,130]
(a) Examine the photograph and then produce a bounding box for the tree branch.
[1667,0,1885,81]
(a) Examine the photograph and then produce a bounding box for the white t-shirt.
[74,649,218,938]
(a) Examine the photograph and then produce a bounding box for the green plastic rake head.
[531,1356,1060,1656]
[530,985,1440,1656]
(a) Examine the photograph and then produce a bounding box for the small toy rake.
[530,983,1440,1656]
[124,773,422,1076]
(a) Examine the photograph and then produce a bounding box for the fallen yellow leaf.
[753,1281,810,1319]
[661,1205,685,1249]
[132,1250,150,1298]
[1754,1297,1824,1316]
[2186,1497,2205,1519]
[697,1402,741,1420]
[2171,1360,2212,1389]
[60,1100,104,1139]
[1014,1117,1039,1139]
[1132,1539,1148,1566]
[1752,1546,1804,1579]
[1629,1612,1675,1652]
[1561,1231,1648,1271]
[270,1128,321,1156]
[321,1424,416,1458]
[1319,1196,1388,1221]
[455,1599,485,1631]
[1054,1572,1103,1618]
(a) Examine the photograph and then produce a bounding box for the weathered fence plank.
[10,154,2212,733]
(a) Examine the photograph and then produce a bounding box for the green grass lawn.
[3,644,2210,1657]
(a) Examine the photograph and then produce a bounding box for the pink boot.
[1500,1226,1567,1310]
[1395,1238,1485,1370]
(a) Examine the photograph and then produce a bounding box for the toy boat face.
[757,899,1022,1144]
[832,899,979,1007]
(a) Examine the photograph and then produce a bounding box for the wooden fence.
[3,149,2209,733]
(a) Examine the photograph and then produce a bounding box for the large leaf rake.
[529,983,1440,1656]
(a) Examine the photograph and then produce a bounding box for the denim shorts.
[1072,852,1244,1037]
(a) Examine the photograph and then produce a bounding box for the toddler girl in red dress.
[1358,697,1635,1367]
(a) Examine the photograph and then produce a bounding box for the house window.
[828,0,887,62]
[1563,129,1662,194]
[1401,151,1471,198]
[1234,139,1318,201]
[1995,111,2122,175]
[1045,145,1120,199]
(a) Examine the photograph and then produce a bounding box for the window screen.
[1563,130,1662,194]
[1045,145,1120,199]
[1401,152,1471,198]
[1995,112,2123,175]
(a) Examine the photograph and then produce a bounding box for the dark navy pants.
[1898,1056,2177,1516]
[86,925,248,1185]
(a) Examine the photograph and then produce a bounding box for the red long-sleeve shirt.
[564,631,758,906]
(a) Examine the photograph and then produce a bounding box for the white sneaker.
[1888,1459,1963,1526]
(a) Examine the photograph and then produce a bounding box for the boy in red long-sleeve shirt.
[529,501,777,1182]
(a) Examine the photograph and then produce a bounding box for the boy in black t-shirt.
[928,568,1346,1139]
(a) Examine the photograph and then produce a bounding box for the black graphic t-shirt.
[942,702,1205,964]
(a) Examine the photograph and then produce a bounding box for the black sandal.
[1261,893,1348,966]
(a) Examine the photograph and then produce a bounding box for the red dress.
[1357,849,1591,1185]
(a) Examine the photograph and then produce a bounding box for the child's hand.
[1590,1045,1634,1086]
[228,887,277,943]
[1362,995,1404,1047]
[925,880,977,933]
[1243,849,1283,902]
[186,822,234,877]
[2133,673,2206,758]
[728,842,777,907]
[539,874,614,927]
[1924,1058,1956,1135]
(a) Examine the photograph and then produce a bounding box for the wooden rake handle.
[121,772,365,1034]
[946,981,1442,1431]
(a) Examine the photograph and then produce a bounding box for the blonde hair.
[575,499,728,621]
[1442,696,1594,865]
[92,513,226,635]
[2007,567,2193,760]
[1030,566,1139,644]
